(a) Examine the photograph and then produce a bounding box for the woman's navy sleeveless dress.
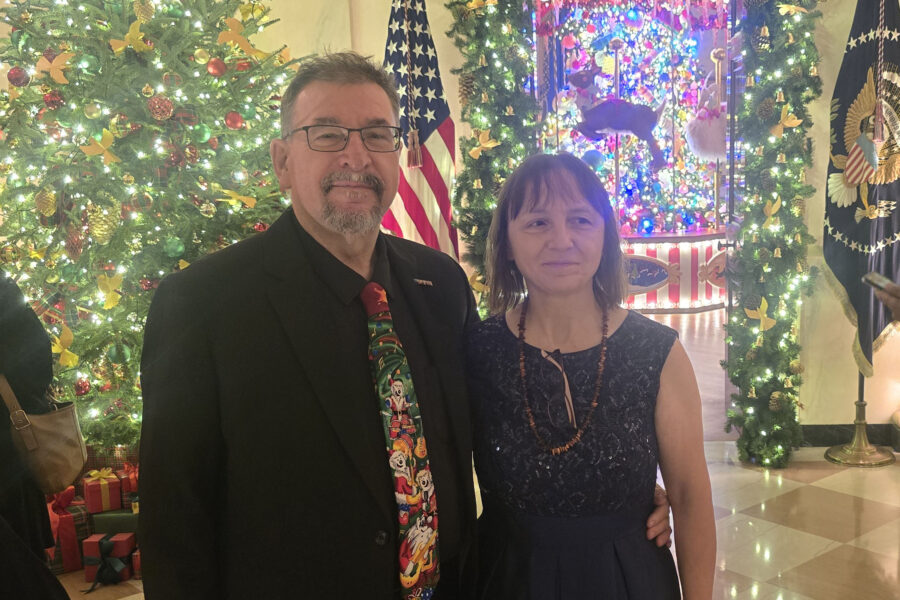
[466,311,681,600]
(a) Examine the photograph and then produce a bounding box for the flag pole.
[825,372,895,467]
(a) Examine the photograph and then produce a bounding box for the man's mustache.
[321,172,384,197]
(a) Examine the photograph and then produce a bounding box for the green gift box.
[90,509,139,541]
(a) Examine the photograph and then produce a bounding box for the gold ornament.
[481,91,489,104]
[473,179,482,189]
[21,11,32,22]
[776,90,785,102]
[122,173,135,185]
[748,386,757,399]
[84,103,102,119]
[141,84,154,97]
[786,32,795,45]
[773,247,782,258]
[784,378,793,389]
[34,188,58,216]
[505,105,515,116]
[87,202,120,244]
[194,49,210,65]
[755,146,764,156]
[789,359,804,374]
[133,0,155,22]
[769,391,783,411]
[746,76,755,88]
[479,54,487,67]
[776,152,787,163]
[199,202,217,218]
[810,65,818,77]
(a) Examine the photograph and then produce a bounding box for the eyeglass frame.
[284,124,403,153]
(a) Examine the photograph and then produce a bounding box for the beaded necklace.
[516,298,609,456]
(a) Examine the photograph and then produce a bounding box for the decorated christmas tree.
[0,0,297,446]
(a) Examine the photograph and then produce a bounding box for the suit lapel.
[388,244,474,478]
[261,213,393,521]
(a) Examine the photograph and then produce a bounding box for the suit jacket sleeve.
[139,273,224,599]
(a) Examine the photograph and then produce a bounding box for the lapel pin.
[413,278,434,287]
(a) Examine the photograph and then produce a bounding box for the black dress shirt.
[292,221,464,593]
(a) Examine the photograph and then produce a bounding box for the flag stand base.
[825,375,896,467]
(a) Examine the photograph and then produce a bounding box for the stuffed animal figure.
[576,99,667,171]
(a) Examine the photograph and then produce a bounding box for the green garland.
[723,0,822,467]
[446,0,539,282]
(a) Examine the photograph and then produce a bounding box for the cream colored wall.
[800,0,899,425]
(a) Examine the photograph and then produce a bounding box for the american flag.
[382,0,459,258]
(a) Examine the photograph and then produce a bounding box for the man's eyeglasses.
[285,125,402,153]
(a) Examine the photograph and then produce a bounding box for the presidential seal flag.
[824,0,900,375]
[382,0,459,258]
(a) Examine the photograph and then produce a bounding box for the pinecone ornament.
[752,26,771,53]
[87,203,119,244]
[133,0,155,22]
[65,228,83,260]
[769,391,783,412]
[34,188,57,216]
[756,97,776,121]
[459,73,475,108]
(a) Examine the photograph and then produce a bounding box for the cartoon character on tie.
[387,378,417,443]
[398,510,439,596]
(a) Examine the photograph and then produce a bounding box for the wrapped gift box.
[90,509,139,540]
[83,468,122,514]
[132,548,142,579]
[77,445,138,495]
[47,488,92,575]
[83,532,135,583]
[116,463,139,509]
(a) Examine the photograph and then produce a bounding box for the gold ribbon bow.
[110,20,153,54]
[468,129,501,160]
[744,297,776,331]
[79,129,121,165]
[769,106,802,137]
[97,272,124,309]
[239,2,266,21]
[36,52,75,84]
[216,189,257,209]
[50,324,79,368]
[217,18,267,59]
[468,271,488,294]
[763,197,781,229]
[777,4,808,16]
[86,468,118,512]
[466,0,498,10]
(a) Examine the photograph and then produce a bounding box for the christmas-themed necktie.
[361,281,440,600]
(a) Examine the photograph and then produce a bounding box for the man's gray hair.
[280,52,401,137]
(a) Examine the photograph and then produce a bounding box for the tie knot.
[361,281,390,317]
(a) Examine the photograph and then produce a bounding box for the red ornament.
[235,60,252,72]
[7,66,30,87]
[99,382,113,392]
[147,94,174,121]
[43,90,65,110]
[208,136,219,150]
[165,148,186,167]
[43,47,59,62]
[207,58,227,77]
[224,111,243,130]
[253,221,269,232]
[74,378,91,396]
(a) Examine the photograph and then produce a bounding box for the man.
[874,279,900,322]
[139,52,671,599]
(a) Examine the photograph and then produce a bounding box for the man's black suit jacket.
[139,210,479,599]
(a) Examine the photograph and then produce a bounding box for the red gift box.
[84,468,122,514]
[132,548,142,579]
[46,486,92,574]
[116,463,139,509]
[83,532,135,583]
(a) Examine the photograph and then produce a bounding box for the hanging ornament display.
[192,123,212,143]
[133,0,155,22]
[34,188,58,217]
[752,26,771,53]
[42,90,65,110]
[235,60,252,72]
[147,94,175,121]
[141,84,154,97]
[64,228,83,261]
[84,102,102,119]
[106,343,132,364]
[756,97,776,121]
[183,144,200,163]
[74,378,91,396]
[87,203,119,244]
[207,58,227,77]
[198,202,217,218]
[193,48,211,64]
[7,66,31,87]
[224,111,244,130]
[163,236,185,258]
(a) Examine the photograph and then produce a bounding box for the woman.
[466,153,715,599]
[0,274,69,599]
